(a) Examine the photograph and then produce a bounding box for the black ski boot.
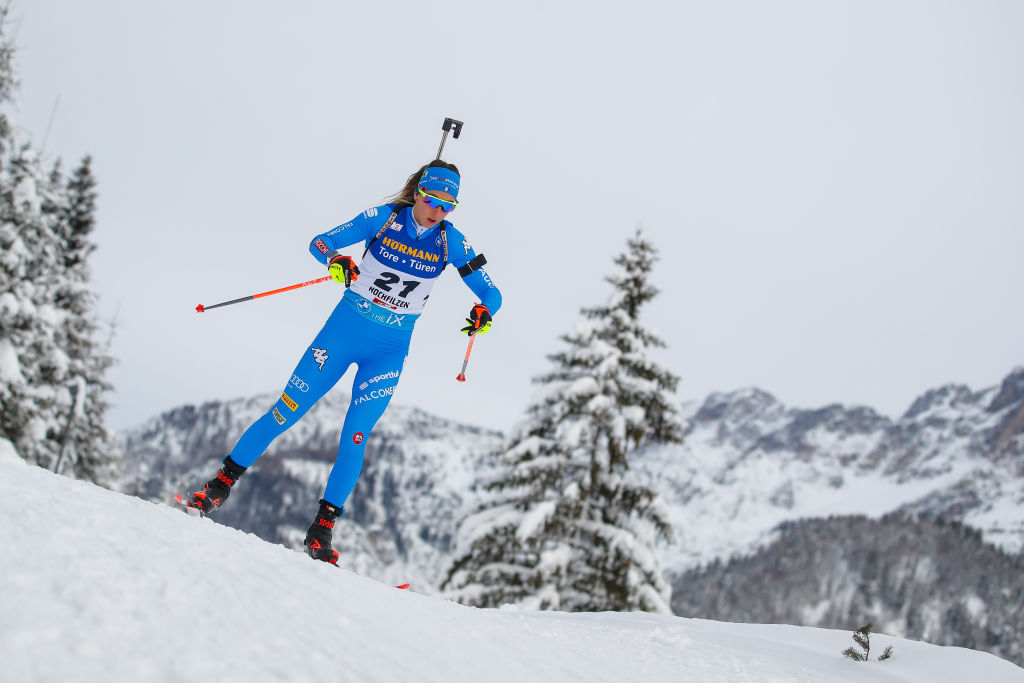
[181,456,247,515]
[304,499,343,565]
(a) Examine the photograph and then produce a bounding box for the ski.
[173,493,204,517]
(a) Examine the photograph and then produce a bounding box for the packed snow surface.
[2,448,1021,683]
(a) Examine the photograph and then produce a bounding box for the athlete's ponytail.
[384,160,461,206]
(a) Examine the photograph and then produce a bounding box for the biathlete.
[180,160,501,564]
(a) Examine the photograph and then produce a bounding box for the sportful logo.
[312,347,329,371]
[358,369,401,391]
[289,375,310,393]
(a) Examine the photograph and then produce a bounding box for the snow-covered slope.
[3,448,1021,683]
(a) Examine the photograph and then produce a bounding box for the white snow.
[2,455,1022,683]
[517,500,556,541]
[0,436,20,463]
[0,338,25,385]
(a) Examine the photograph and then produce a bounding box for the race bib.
[350,232,445,315]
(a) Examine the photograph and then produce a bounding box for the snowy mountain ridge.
[4,446,1022,683]
[644,365,1024,572]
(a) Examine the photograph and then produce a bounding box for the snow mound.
[1,456,1021,683]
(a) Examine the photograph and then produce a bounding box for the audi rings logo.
[289,374,310,393]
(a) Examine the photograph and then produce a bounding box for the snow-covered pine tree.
[0,141,67,470]
[0,11,113,482]
[0,7,61,470]
[444,228,683,613]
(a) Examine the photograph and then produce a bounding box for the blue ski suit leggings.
[227,298,412,508]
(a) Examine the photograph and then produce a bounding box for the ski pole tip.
[195,304,205,313]
[456,373,466,382]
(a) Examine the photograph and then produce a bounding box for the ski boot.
[178,456,247,516]
[304,499,343,565]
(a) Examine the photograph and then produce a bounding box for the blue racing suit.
[227,203,501,507]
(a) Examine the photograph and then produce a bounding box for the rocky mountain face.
[117,367,1024,659]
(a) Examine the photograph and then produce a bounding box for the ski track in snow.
[1,450,1022,683]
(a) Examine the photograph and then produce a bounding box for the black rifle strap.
[362,206,402,259]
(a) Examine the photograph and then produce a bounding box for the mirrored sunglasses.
[418,187,458,212]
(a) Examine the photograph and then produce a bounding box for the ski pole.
[196,275,332,313]
[435,117,464,158]
[455,332,477,382]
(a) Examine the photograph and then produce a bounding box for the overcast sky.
[11,1,1023,435]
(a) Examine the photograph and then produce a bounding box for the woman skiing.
[180,160,501,564]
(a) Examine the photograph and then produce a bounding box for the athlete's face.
[413,187,456,228]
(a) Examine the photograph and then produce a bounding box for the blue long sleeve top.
[309,204,501,320]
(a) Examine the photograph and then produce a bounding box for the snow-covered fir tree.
[50,156,115,481]
[1,143,65,470]
[444,228,683,613]
[0,10,114,482]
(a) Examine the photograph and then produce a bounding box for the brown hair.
[384,159,461,206]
